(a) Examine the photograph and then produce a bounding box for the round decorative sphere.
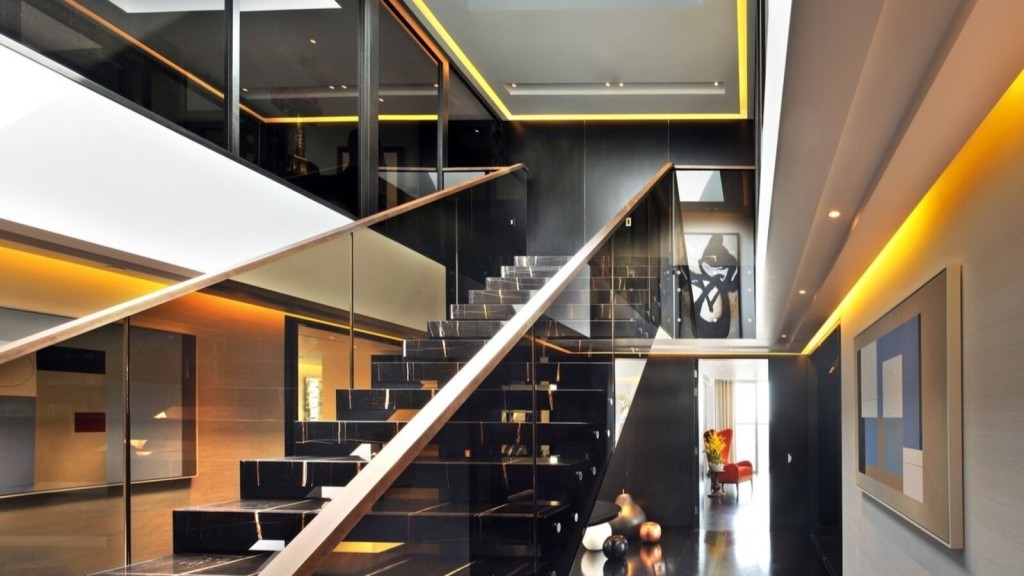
[639,521,662,544]
[602,534,628,559]
[609,492,647,538]
[583,522,613,551]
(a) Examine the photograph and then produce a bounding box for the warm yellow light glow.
[803,67,1024,354]
[735,0,749,118]
[827,210,841,219]
[416,0,749,121]
[511,113,747,122]
[412,0,513,119]
[0,245,171,318]
[332,541,403,553]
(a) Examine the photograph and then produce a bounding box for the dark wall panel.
[504,122,586,255]
[809,327,843,570]
[669,121,755,167]
[599,356,697,530]
[769,355,813,531]
[583,123,669,241]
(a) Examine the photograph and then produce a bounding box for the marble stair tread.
[315,553,533,576]
[366,499,567,518]
[499,265,563,278]
[449,303,519,320]
[371,361,464,387]
[513,255,571,266]
[179,498,327,513]
[467,290,537,304]
[89,553,270,576]
[486,276,551,290]
[401,340,531,361]
[240,457,367,500]
[450,303,651,322]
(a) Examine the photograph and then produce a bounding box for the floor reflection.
[571,474,830,576]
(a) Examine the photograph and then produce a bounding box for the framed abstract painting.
[855,265,963,548]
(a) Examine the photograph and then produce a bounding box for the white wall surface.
[0,44,350,274]
[839,75,1024,574]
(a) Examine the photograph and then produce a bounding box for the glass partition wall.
[0,164,680,575]
[0,0,496,219]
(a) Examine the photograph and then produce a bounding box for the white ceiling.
[405,0,745,118]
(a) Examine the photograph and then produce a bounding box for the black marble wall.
[768,355,813,531]
[598,356,698,530]
[501,120,754,256]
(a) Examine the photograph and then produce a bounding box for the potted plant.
[703,429,726,472]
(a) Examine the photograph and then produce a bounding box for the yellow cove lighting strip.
[801,67,1024,355]
[414,0,750,121]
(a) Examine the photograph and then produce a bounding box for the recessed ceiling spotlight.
[798,289,807,295]
[781,333,788,339]
[511,82,517,88]
[714,81,720,87]
[828,210,841,219]
[341,84,348,90]
[241,87,248,92]
[605,81,611,87]
[433,83,439,88]
[328,85,336,90]
[309,38,318,44]
[618,82,624,87]
[378,97,384,103]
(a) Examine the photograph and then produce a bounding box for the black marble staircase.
[94,255,660,576]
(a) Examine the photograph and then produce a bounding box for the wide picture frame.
[854,265,963,549]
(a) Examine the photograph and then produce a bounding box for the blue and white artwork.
[859,314,923,502]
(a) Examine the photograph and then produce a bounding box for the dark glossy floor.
[570,474,832,576]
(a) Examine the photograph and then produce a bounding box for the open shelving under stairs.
[94,255,663,576]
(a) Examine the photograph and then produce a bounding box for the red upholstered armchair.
[717,428,754,497]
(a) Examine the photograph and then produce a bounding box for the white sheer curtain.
[714,379,734,432]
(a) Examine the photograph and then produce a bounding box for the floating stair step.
[173,498,572,555]
[293,421,407,456]
[401,340,532,361]
[499,265,562,278]
[433,422,606,462]
[486,276,550,290]
[513,255,571,266]
[347,499,572,545]
[427,320,506,339]
[468,290,537,305]
[467,289,605,305]
[449,303,518,320]
[173,499,325,554]
[450,303,650,322]
[315,551,534,576]
[371,361,463,388]
[370,361,535,389]
[337,388,438,412]
[451,389,607,422]
[427,318,642,340]
[89,553,270,576]
[240,457,366,500]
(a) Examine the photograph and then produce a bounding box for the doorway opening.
[697,358,769,531]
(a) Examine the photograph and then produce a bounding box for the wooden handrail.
[0,163,526,365]
[258,162,675,575]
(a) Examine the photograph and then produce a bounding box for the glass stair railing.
[0,161,680,576]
